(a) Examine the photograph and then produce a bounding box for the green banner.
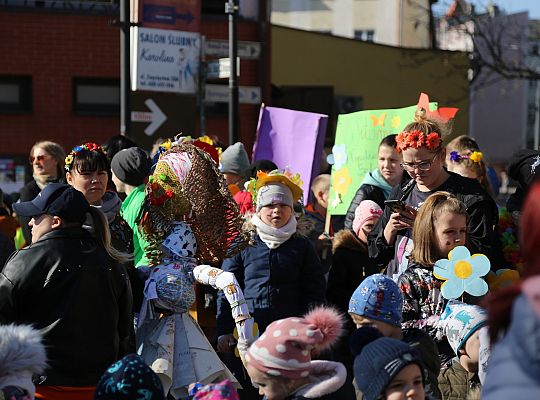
[328,103,436,215]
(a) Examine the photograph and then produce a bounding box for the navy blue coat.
[216,233,328,336]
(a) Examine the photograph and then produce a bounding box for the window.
[73,77,120,116]
[0,76,32,114]
[354,30,375,42]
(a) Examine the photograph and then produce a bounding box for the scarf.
[32,173,60,190]
[92,191,122,223]
[251,213,297,249]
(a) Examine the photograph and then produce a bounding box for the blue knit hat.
[348,274,403,327]
[354,336,425,400]
[94,354,164,400]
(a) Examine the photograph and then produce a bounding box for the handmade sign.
[433,246,490,299]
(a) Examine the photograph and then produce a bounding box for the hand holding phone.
[384,199,406,213]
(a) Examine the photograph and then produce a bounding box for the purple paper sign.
[252,106,328,204]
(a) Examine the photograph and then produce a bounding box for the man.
[0,184,132,399]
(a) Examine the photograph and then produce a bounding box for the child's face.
[357,217,380,244]
[258,204,292,228]
[384,364,425,400]
[434,212,467,258]
[378,144,403,186]
[459,329,481,373]
[246,363,293,400]
[350,314,401,339]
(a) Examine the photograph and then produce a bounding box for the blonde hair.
[311,174,330,195]
[30,141,66,178]
[410,191,467,266]
[87,207,132,263]
[404,109,445,140]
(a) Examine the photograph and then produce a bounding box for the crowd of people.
[0,107,538,400]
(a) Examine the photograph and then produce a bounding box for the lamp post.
[225,0,239,145]
[120,0,131,136]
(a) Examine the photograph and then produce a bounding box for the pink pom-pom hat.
[245,307,343,379]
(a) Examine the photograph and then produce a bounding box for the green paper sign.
[328,103,437,215]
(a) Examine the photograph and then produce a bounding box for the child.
[216,169,327,348]
[368,111,498,278]
[244,307,346,400]
[345,135,403,230]
[220,142,251,196]
[348,275,441,399]
[353,328,428,400]
[437,301,489,400]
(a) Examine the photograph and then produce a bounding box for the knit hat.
[220,142,250,177]
[256,183,294,211]
[354,334,425,400]
[111,147,151,187]
[348,274,403,327]
[94,354,165,400]
[246,307,343,379]
[190,379,239,400]
[352,200,382,236]
[437,300,487,355]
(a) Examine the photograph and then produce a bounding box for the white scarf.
[251,213,297,249]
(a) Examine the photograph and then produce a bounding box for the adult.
[18,141,65,245]
[0,184,132,400]
[345,135,403,230]
[368,111,498,277]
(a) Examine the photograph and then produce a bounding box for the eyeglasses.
[29,154,51,164]
[400,152,440,172]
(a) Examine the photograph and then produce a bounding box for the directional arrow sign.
[143,5,194,25]
[204,39,261,60]
[131,99,167,136]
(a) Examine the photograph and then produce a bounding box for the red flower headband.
[395,130,441,152]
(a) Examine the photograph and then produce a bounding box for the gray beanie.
[111,147,151,187]
[256,183,294,211]
[220,142,250,177]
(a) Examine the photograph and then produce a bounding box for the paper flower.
[433,246,490,299]
[486,269,520,293]
[332,167,353,195]
[425,132,441,150]
[450,151,461,162]
[469,151,483,163]
[328,144,347,170]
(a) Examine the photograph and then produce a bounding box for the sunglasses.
[29,154,51,164]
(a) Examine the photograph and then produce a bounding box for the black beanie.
[111,147,151,187]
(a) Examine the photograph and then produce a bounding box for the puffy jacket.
[438,359,481,400]
[216,233,327,336]
[344,184,387,230]
[0,227,133,387]
[368,171,500,269]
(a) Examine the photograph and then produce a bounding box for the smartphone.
[384,199,406,213]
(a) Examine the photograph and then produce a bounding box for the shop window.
[73,77,120,116]
[0,76,32,114]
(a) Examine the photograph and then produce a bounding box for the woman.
[367,110,498,279]
[18,141,66,245]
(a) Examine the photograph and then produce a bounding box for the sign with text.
[206,57,240,79]
[132,27,201,94]
[204,84,261,104]
[131,0,201,32]
[204,39,261,59]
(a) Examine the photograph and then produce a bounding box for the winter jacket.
[482,293,540,399]
[216,233,327,336]
[438,359,481,400]
[344,169,391,230]
[367,171,499,271]
[282,361,347,400]
[0,227,133,387]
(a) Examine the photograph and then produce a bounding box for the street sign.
[205,84,261,105]
[204,39,261,60]
[132,0,201,32]
[131,98,167,136]
[206,57,240,79]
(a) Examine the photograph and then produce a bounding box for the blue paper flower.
[449,151,461,162]
[433,246,490,299]
[328,144,347,170]
[73,145,84,153]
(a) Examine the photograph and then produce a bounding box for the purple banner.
[252,105,328,204]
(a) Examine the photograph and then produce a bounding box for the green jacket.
[438,359,481,400]
[120,184,150,267]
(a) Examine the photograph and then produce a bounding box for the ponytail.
[87,207,132,263]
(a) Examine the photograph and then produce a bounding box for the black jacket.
[368,172,500,270]
[0,227,133,386]
[344,184,387,230]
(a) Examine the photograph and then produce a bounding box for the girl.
[245,307,346,400]
[19,140,66,245]
[345,135,403,230]
[368,110,498,279]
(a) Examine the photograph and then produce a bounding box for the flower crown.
[247,169,304,205]
[65,142,106,171]
[449,151,483,164]
[395,130,441,152]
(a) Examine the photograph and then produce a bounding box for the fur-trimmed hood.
[332,229,367,254]
[290,360,347,399]
[0,324,47,396]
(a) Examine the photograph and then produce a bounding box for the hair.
[86,207,132,263]
[68,145,110,175]
[311,174,330,195]
[404,109,445,139]
[446,135,493,196]
[485,182,540,343]
[102,135,138,161]
[30,141,66,178]
[379,134,397,149]
[410,191,467,266]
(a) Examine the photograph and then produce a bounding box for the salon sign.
[132,27,200,94]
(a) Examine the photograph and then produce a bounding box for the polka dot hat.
[245,307,343,379]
